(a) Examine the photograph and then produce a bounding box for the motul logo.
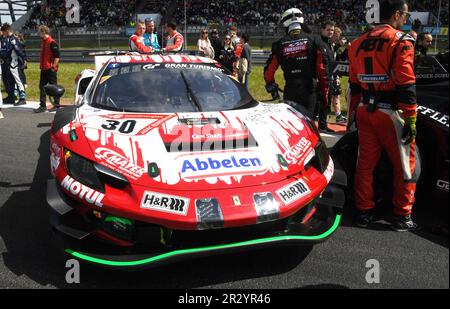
[61,175,104,207]
[141,192,190,216]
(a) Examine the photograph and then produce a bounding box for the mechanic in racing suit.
[348,0,419,232]
[129,21,154,54]
[264,8,328,118]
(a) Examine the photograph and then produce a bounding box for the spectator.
[218,35,236,73]
[330,26,347,124]
[14,31,28,98]
[144,19,161,52]
[210,29,223,61]
[129,21,154,54]
[416,32,433,56]
[238,32,252,91]
[0,29,15,105]
[33,25,60,114]
[163,21,184,52]
[197,29,214,59]
[1,23,26,106]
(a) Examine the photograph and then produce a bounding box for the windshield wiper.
[180,71,203,112]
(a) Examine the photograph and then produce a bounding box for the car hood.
[67,103,319,191]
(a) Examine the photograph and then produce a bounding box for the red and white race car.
[46,53,346,269]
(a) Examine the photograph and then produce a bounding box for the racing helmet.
[281,8,304,28]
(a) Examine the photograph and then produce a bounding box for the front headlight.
[64,149,105,192]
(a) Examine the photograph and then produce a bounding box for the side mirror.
[44,84,66,98]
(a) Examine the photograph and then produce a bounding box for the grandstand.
[2,0,447,51]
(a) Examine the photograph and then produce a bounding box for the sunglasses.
[225,38,231,40]
[399,11,412,19]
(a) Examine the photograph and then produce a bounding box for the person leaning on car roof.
[143,18,161,52]
[129,21,154,54]
[162,21,184,53]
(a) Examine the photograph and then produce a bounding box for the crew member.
[1,23,26,106]
[314,20,336,132]
[163,21,184,53]
[415,32,433,57]
[129,21,154,54]
[348,0,419,231]
[264,8,328,118]
[143,18,161,52]
[34,25,60,114]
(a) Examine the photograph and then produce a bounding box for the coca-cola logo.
[95,148,146,180]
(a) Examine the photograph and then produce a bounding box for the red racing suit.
[264,33,329,117]
[348,24,418,217]
[164,31,184,52]
[129,33,154,54]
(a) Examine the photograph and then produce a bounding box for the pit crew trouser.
[10,65,26,99]
[1,63,15,102]
[40,69,59,108]
[284,81,316,118]
[355,105,419,217]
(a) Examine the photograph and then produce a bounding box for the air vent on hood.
[165,133,259,153]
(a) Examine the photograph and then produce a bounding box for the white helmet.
[281,8,304,28]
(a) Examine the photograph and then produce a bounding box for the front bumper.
[47,173,346,270]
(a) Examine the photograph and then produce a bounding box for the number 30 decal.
[101,120,136,134]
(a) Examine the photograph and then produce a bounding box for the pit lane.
[0,108,448,289]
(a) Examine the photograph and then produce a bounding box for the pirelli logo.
[141,192,190,216]
[276,180,311,205]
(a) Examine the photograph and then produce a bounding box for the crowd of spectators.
[22,0,449,31]
[24,0,137,29]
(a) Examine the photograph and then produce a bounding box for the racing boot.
[391,215,420,232]
[355,211,376,228]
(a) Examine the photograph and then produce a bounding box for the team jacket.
[40,35,60,71]
[348,24,417,117]
[143,32,160,51]
[129,33,154,54]
[165,31,184,52]
[264,33,329,97]
[1,35,25,68]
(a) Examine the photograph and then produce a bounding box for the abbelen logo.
[277,180,311,205]
[61,175,104,207]
[180,155,265,179]
[141,192,190,216]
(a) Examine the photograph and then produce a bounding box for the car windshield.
[90,62,256,113]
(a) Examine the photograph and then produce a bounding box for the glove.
[402,116,417,145]
[265,83,280,100]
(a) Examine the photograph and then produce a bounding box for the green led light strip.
[65,214,341,267]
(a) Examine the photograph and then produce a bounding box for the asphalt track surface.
[0,108,448,289]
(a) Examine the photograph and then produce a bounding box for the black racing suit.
[313,35,334,129]
[264,33,329,118]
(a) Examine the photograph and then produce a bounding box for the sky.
[0,2,25,24]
